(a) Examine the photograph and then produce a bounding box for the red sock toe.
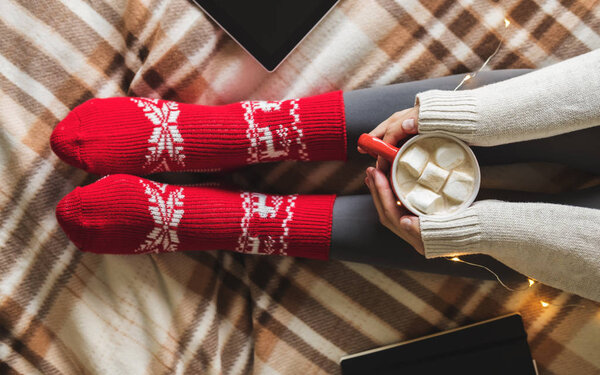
[55,187,85,249]
[51,110,84,170]
[56,175,335,259]
[51,91,347,175]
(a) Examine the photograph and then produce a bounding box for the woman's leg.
[472,128,600,174]
[543,184,600,208]
[51,92,347,175]
[329,195,523,280]
[344,69,532,160]
[56,174,336,259]
[330,185,600,279]
[344,69,600,174]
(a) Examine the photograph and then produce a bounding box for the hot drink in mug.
[358,132,481,218]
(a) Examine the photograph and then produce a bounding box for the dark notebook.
[190,0,339,71]
[340,313,537,375]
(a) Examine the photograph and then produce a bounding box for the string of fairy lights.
[453,18,511,91]
[448,256,585,309]
[448,257,547,308]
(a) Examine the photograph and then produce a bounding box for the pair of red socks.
[52,91,347,259]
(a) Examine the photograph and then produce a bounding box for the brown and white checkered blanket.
[1,0,599,373]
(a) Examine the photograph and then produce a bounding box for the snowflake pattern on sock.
[50,92,345,175]
[135,180,185,254]
[130,98,185,172]
[55,174,334,259]
[235,192,297,256]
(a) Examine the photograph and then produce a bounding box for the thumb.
[399,215,424,255]
[400,215,420,235]
[401,118,418,134]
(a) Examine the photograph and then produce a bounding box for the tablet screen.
[192,0,339,71]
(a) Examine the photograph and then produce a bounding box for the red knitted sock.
[55,175,335,259]
[50,91,346,175]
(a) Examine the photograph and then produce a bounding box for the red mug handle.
[358,133,399,162]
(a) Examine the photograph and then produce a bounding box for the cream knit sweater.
[415,50,600,302]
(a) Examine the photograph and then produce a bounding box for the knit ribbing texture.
[415,50,600,147]
[56,175,335,259]
[50,91,347,175]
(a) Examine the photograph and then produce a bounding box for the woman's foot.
[50,92,347,175]
[55,174,335,259]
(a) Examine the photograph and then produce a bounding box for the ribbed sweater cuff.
[415,90,479,143]
[419,208,483,259]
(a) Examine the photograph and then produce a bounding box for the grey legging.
[331,70,600,280]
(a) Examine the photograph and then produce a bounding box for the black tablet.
[191,0,339,71]
[340,314,538,375]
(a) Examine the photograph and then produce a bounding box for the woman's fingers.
[366,167,426,255]
[400,215,419,234]
[362,106,421,170]
[377,107,420,171]
[370,167,401,224]
[364,110,399,157]
[381,108,419,146]
[399,215,424,255]
[359,116,390,154]
[368,115,392,138]
[365,168,387,225]
[380,117,409,171]
[401,118,418,134]
[399,106,419,134]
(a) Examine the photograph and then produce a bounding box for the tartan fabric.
[1,0,599,373]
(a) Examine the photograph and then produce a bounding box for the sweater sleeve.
[419,200,600,302]
[415,50,600,146]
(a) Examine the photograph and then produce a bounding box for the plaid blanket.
[1,0,599,373]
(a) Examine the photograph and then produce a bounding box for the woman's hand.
[365,166,425,256]
[358,106,419,171]
[360,106,424,255]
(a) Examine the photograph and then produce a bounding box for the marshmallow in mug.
[398,144,428,177]
[417,162,449,192]
[395,137,477,216]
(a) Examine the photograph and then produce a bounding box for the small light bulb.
[504,18,511,28]
[528,279,535,287]
[540,301,549,307]
[450,257,461,262]
[396,200,402,206]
